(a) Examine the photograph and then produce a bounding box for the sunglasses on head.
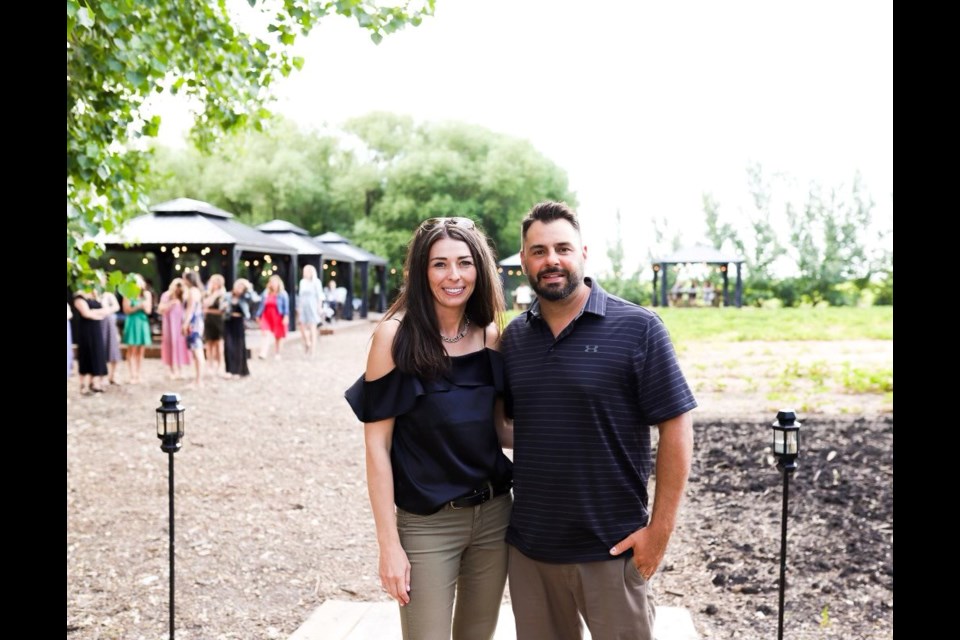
[418,216,476,233]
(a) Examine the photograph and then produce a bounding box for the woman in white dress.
[296,264,324,356]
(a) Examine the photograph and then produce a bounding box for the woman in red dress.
[255,274,289,359]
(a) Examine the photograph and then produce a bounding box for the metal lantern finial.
[771,408,800,472]
[156,393,185,453]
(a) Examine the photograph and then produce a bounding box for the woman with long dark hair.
[345,216,512,640]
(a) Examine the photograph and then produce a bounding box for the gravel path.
[67,318,893,639]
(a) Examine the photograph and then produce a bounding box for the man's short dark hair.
[521,201,581,243]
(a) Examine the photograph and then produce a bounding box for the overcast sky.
[159,0,893,274]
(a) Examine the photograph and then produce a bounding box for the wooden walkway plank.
[290,601,700,640]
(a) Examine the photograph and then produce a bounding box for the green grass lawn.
[656,306,893,342]
[502,305,892,343]
[500,305,893,412]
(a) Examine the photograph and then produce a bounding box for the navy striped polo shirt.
[501,278,697,563]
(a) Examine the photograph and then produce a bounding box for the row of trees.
[147,113,577,273]
[703,165,892,306]
[602,166,893,307]
[147,116,892,307]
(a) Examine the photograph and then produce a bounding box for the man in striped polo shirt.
[500,201,697,640]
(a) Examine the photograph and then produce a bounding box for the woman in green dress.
[122,274,153,384]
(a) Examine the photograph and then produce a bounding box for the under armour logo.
[584,345,599,353]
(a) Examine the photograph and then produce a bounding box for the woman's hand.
[378,541,411,606]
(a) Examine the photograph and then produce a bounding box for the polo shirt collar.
[524,276,608,324]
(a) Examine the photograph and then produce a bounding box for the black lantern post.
[156,393,185,640]
[771,409,800,640]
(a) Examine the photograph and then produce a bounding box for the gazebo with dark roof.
[257,221,358,265]
[256,220,362,329]
[499,252,522,270]
[100,197,298,314]
[314,232,389,319]
[496,251,526,305]
[652,245,745,308]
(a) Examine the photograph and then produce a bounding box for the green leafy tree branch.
[66,0,435,289]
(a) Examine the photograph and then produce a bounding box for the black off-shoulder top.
[345,348,513,515]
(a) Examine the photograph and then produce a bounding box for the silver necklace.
[440,317,470,343]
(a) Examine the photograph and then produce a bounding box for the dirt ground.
[66,319,893,640]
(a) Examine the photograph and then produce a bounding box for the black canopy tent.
[313,232,388,319]
[100,199,298,311]
[256,220,358,330]
[497,251,525,303]
[499,252,522,270]
[652,245,746,308]
[347,244,391,315]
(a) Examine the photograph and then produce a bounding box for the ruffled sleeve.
[447,349,503,392]
[344,368,425,423]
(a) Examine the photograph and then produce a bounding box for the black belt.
[449,480,512,509]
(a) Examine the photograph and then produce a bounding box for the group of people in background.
[70,277,123,394]
[70,273,149,394]
[69,270,280,392]
[255,268,343,360]
[669,278,718,307]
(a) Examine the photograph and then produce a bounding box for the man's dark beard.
[530,268,580,301]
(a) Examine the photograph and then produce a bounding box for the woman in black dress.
[222,278,255,378]
[203,274,227,376]
[72,287,114,394]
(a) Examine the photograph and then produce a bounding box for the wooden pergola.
[652,245,746,308]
